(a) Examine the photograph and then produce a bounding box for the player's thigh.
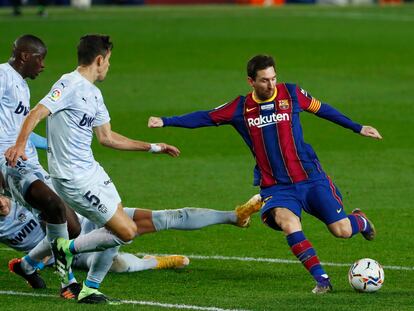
[260,185,302,233]
[304,177,347,225]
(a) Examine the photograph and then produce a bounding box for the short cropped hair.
[77,34,113,66]
[247,55,275,80]
[13,34,46,53]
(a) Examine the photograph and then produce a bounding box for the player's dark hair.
[247,55,275,80]
[77,34,113,66]
[13,34,46,54]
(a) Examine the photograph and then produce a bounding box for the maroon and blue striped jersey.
[162,83,362,188]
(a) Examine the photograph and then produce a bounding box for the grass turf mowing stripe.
[2,248,412,271]
[2,247,412,271]
[0,290,249,311]
[136,253,414,271]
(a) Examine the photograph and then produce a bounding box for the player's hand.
[152,143,180,157]
[360,126,382,140]
[148,117,164,128]
[4,145,28,167]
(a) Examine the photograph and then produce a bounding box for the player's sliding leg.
[129,194,262,235]
[263,207,332,294]
[54,194,258,256]
[74,251,189,273]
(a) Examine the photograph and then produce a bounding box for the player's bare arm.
[5,103,50,167]
[148,116,164,128]
[94,122,180,157]
[360,125,382,139]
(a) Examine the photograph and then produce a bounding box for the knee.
[274,210,301,234]
[118,223,138,242]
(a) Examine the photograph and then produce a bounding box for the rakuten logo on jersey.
[247,113,289,128]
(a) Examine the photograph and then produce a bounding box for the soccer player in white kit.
[5,34,260,303]
[0,35,83,297]
[2,193,261,293]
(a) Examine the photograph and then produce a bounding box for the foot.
[52,238,74,283]
[352,208,376,241]
[312,277,332,294]
[60,282,81,300]
[235,194,262,227]
[78,283,120,304]
[8,258,46,289]
[144,255,190,269]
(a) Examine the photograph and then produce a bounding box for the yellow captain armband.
[307,98,321,113]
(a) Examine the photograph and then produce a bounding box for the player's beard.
[257,87,275,101]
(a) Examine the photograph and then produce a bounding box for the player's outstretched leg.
[148,194,262,233]
[348,209,376,241]
[143,255,190,269]
[8,258,46,289]
[234,194,262,227]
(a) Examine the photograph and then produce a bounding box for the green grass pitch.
[0,4,413,310]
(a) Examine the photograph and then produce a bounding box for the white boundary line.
[1,247,413,271]
[136,253,414,271]
[0,290,248,311]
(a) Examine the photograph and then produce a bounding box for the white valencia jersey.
[0,201,44,252]
[40,70,110,180]
[0,63,38,161]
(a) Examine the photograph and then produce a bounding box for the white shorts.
[0,158,54,213]
[51,166,121,227]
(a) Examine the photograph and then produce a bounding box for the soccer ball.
[348,258,384,292]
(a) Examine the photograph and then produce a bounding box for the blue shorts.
[260,175,347,231]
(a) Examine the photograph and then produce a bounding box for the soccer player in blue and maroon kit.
[148,55,382,294]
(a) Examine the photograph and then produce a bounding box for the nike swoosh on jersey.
[336,208,342,213]
[246,107,257,112]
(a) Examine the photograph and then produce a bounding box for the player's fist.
[360,126,382,139]
[148,117,164,128]
[5,144,28,167]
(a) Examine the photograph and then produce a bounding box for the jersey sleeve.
[295,85,361,133]
[315,103,362,133]
[295,85,322,113]
[162,96,241,129]
[93,91,111,127]
[39,79,72,114]
[29,133,48,150]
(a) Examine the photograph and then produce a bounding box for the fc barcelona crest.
[278,100,289,110]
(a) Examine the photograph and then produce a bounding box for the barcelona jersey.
[162,83,362,188]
